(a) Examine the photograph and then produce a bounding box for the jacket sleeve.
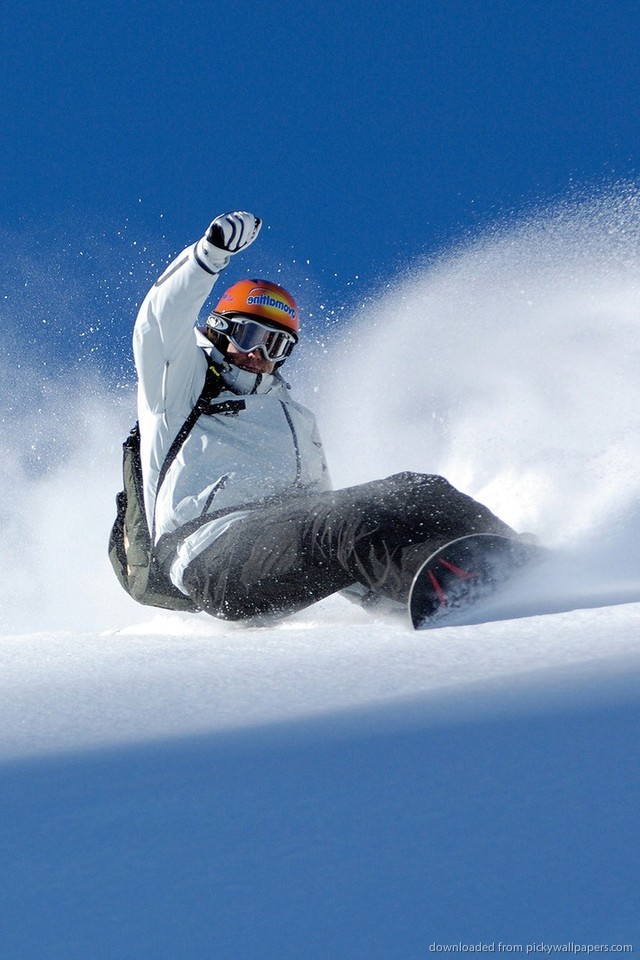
[133,243,224,418]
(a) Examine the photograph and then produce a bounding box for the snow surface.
[1,189,640,957]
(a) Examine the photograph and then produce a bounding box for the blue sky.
[2,0,640,372]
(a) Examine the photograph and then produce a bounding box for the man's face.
[226,342,276,375]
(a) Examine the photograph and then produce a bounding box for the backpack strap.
[150,358,225,545]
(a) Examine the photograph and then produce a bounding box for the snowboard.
[409,533,547,629]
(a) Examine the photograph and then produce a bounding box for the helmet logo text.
[247,290,297,318]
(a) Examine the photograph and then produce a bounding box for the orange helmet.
[214,279,299,336]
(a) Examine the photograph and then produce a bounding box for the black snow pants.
[179,471,516,621]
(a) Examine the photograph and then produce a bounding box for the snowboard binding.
[409,534,545,629]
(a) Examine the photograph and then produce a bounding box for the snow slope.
[1,188,639,957]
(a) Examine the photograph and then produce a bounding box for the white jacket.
[133,242,331,592]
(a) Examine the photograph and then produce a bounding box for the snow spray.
[318,183,640,562]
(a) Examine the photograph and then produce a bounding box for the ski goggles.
[206,312,297,362]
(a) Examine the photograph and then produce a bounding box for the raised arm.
[133,212,262,413]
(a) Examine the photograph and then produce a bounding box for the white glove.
[206,211,262,253]
[196,211,262,274]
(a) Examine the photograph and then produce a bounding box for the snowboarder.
[133,210,518,621]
